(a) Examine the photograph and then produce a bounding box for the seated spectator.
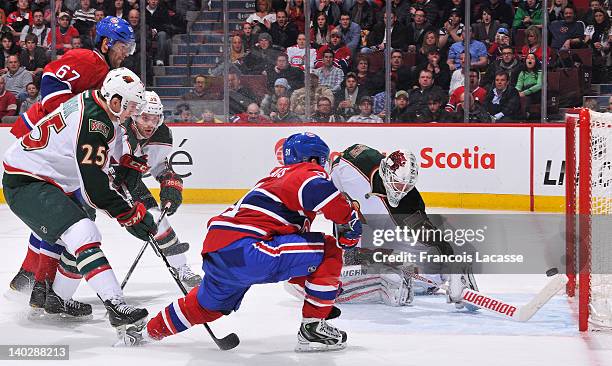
[349,0,375,31]
[7,0,32,33]
[268,9,299,49]
[447,68,488,112]
[370,49,413,94]
[90,9,106,42]
[271,96,302,122]
[243,32,281,75]
[438,8,464,50]
[173,103,197,122]
[246,0,276,34]
[456,93,495,122]
[482,0,514,27]
[0,75,17,121]
[45,12,79,55]
[228,71,259,114]
[488,27,513,62]
[19,9,49,47]
[521,25,552,61]
[482,45,524,89]
[363,11,408,53]
[405,8,435,52]
[582,0,604,26]
[515,53,542,119]
[415,94,457,122]
[241,22,257,52]
[71,36,83,49]
[286,33,316,70]
[1,33,21,72]
[352,55,374,93]
[416,30,441,66]
[411,0,440,27]
[145,0,172,66]
[198,109,224,124]
[414,48,451,91]
[390,90,414,123]
[266,53,304,91]
[347,96,383,123]
[472,7,501,49]
[313,49,344,92]
[584,9,611,83]
[311,11,334,49]
[0,12,16,39]
[548,0,566,22]
[447,28,488,72]
[549,6,585,50]
[286,0,306,34]
[106,0,130,20]
[261,77,291,115]
[513,0,543,31]
[73,0,96,41]
[484,70,521,121]
[315,0,341,26]
[337,12,361,53]
[19,81,39,114]
[290,72,334,116]
[334,72,366,120]
[311,95,343,122]
[408,69,446,116]
[4,54,32,100]
[19,33,48,76]
[181,74,210,102]
[315,28,352,73]
[231,102,272,123]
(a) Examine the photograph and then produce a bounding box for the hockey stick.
[120,204,170,290]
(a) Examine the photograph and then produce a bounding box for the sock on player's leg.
[21,233,42,273]
[53,251,83,300]
[35,241,63,283]
[75,243,122,300]
[302,235,343,319]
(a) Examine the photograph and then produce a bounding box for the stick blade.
[215,333,240,350]
[517,274,568,322]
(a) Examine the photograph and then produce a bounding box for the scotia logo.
[420,146,495,170]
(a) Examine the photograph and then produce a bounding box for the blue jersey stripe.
[242,191,307,226]
[168,303,188,332]
[40,74,71,99]
[301,178,338,212]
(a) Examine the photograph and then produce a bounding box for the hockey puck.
[546,268,559,277]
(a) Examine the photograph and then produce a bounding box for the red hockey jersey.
[202,162,354,253]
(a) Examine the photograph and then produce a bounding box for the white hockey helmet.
[141,90,164,126]
[100,67,146,119]
[379,149,418,207]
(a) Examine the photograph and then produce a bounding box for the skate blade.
[295,341,347,353]
[43,311,94,322]
[27,307,46,320]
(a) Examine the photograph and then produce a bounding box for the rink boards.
[0,123,567,212]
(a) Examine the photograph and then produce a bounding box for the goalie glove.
[159,171,183,216]
[116,202,158,241]
[336,209,362,249]
[113,154,149,191]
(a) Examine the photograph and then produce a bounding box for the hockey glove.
[113,154,149,191]
[159,171,183,216]
[337,209,362,249]
[116,202,158,241]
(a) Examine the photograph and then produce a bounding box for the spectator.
[45,12,79,55]
[106,0,130,20]
[0,12,15,39]
[438,7,464,50]
[415,93,456,122]
[311,11,334,49]
[551,47,584,68]
[240,22,257,52]
[447,68,487,112]
[315,28,352,73]
[174,104,197,122]
[337,12,361,53]
[521,25,552,61]
[231,102,272,123]
[416,30,440,66]
[290,72,334,116]
[181,74,209,102]
[513,0,543,30]
[261,77,291,115]
[447,28,488,71]
[548,0,567,22]
[583,97,600,111]
[90,9,106,41]
[0,75,17,121]
[457,93,495,122]
[268,9,299,49]
[408,69,446,116]
[198,109,224,124]
[391,0,412,25]
[314,48,344,92]
[584,9,611,83]
[487,27,513,62]
[4,55,32,100]
[315,0,341,26]
[484,70,521,121]
[582,0,604,26]
[19,81,39,114]
[286,33,316,70]
[266,53,304,91]
[406,8,435,52]
[228,71,259,114]
[448,52,466,92]
[243,32,282,75]
[19,9,49,47]
[1,33,20,72]
[481,0,514,27]
[145,0,172,66]
[311,95,342,122]
[441,0,465,23]
[515,53,542,118]
[247,0,276,34]
[363,10,409,53]
[73,0,96,43]
[123,9,153,79]
[472,7,501,49]
[414,48,451,91]
[7,0,32,33]
[369,49,413,94]
[349,0,375,31]
[347,96,383,123]
[230,34,246,66]
[271,96,302,122]
[352,54,373,93]
[549,7,585,50]
[482,45,524,89]
[334,72,366,119]
[19,33,48,76]
[286,0,305,33]
[70,36,83,49]
[390,90,413,122]
[411,0,440,28]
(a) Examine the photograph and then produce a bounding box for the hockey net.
[566,109,612,331]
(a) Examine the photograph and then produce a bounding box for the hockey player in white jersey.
[2,68,154,329]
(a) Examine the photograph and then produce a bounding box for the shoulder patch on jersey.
[346,144,369,158]
[89,119,110,138]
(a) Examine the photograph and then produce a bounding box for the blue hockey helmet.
[95,16,136,55]
[283,132,330,166]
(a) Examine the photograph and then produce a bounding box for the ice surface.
[1,204,611,366]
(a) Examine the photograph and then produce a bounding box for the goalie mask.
[379,150,418,207]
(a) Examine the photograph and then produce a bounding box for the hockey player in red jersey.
[122,132,363,352]
[8,16,136,296]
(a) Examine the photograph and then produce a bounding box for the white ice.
[1,204,612,366]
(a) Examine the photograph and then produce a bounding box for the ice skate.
[295,318,347,352]
[28,280,49,317]
[175,264,202,289]
[116,320,151,347]
[9,268,35,294]
[44,288,93,321]
[103,296,148,328]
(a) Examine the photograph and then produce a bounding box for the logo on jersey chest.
[89,119,110,138]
